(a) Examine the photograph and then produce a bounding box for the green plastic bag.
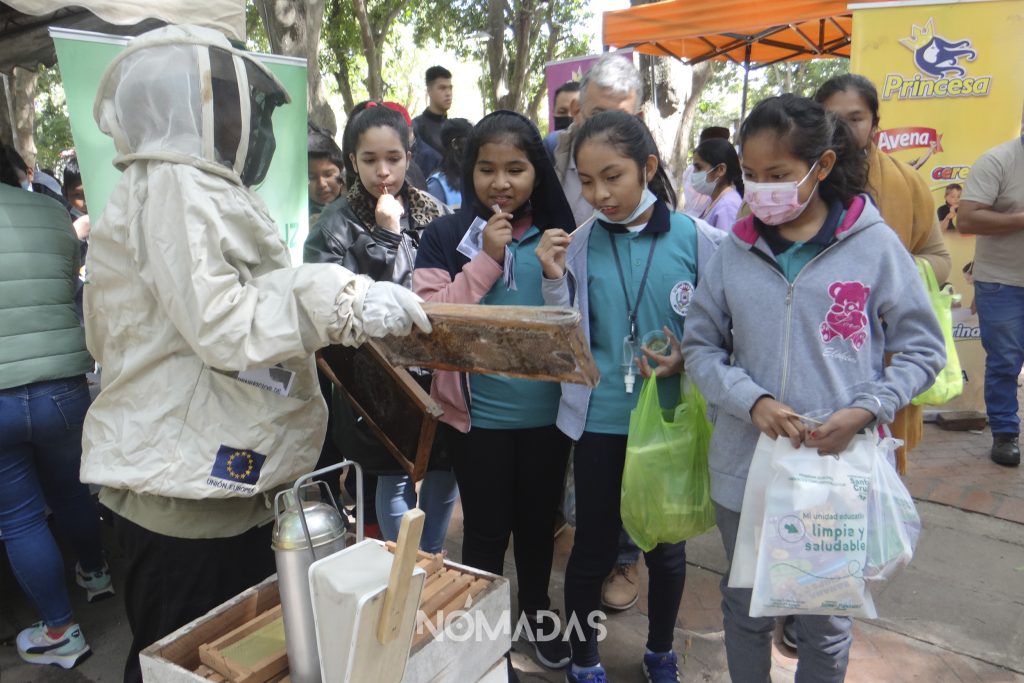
[912,258,963,406]
[621,374,716,552]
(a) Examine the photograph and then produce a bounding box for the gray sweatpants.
[715,504,853,683]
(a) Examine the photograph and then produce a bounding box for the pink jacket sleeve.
[412,253,503,303]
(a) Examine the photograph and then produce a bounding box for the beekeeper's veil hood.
[94,24,290,187]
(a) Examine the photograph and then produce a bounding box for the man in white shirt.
[959,134,1024,467]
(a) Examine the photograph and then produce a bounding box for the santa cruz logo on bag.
[820,281,871,352]
[207,445,266,493]
[848,475,870,501]
[882,18,990,101]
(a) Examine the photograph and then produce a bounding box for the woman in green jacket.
[0,146,111,670]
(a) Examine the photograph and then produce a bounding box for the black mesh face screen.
[240,58,288,187]
[209,47,242,168]
[241,98,276,186]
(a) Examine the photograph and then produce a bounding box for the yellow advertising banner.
[851,0,1024,413]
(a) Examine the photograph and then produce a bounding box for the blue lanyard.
[608,232,659,342]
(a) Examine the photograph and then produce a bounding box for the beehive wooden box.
[140,554,511,683]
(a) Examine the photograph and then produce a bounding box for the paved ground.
[2,387,1022,682]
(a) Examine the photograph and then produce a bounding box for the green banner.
[51,28,309,263]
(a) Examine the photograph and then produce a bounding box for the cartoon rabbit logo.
[820,281,871,351]
[899,18,976,78]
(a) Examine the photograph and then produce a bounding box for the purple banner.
[545,51,634,132]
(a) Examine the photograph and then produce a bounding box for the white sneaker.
[16,622,91,669]
[76,562,115,602]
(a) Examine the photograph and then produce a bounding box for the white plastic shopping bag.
[749,435,878,618]
[865,438,921,581]
[729,433,777,588]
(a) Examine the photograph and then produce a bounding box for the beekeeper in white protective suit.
[79,25,430,681]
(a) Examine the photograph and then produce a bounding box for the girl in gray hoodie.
[682,94,945,682]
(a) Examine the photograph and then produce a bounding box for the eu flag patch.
[210,446,266,486]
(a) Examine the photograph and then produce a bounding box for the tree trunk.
[350,0,384,100]
[628,0,715,183]
[368,3,407,101]
[632,0,686,182]
[364,46,385,102]
[12,67,38,169]
[669,61,713,180]
[323,0,354,116]
[302,0,334,132]
[525,47,550,124]
[333,60,355,115]
[783,64,794,93]
[525,4,561,125]
[255,0,337,134]
[0,73,14,148]
[652,56,680,119]
[639,54,688,181]
[506,0,536,112]
[487,0,509,110]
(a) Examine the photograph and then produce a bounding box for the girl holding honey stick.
[305,102,457,554]
[413,110,577,671]
[536,111,724,683]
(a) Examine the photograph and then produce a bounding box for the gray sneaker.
[76,562,115,602]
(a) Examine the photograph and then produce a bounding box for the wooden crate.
[141,551,510,683]
[391,550,511,683]
[141,578,282,683]
[197,605,287,683]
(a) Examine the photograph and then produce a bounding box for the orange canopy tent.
[603,0,852,116]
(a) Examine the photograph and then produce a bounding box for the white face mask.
[691,165,720,196]
[595,169,658,226]
[20,180,32,192]
[743,162,820,226]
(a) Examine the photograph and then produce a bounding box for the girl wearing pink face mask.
[681,94,946,683]
[692,138,744,231]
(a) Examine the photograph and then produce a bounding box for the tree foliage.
[244,1,270,52]
[319,0,412,109]
[320,0,366,114]
[244,0,592,126]
[33,66,73,171]
[251,1,336,132]
[692,57,850,151]
[410,0,590,120]
[751,59,850,101]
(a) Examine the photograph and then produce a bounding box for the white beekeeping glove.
[359,281,432,338]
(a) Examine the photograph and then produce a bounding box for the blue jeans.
[715,504,852,683]
[376,470,458,553]
[975,280,1024,435]
[617,526,641,566]
[0,376,105,628]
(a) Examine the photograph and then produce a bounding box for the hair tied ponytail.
[573,110,678,208]
[739,94,866,206]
